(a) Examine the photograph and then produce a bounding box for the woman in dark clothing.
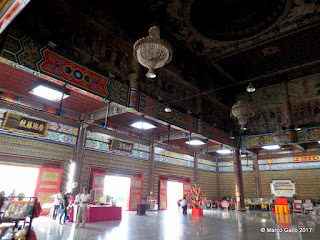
[60,193,70,225]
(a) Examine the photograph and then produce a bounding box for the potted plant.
[190,183,206,216]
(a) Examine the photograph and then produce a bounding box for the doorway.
[0,164,39,197]
[167,181,183,210]
[104,175,131,210]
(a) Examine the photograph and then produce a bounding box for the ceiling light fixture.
[246,81,256,92]
[295,126,302,131]
[165,105,171,113]
[29,85,69,102]
[185,139,206,146]
[231,100,254,130]
[131,121,156,130]
[133,25,173,78]
[262,145,280,150]
[318,141,320,144]
[217,149,232,154]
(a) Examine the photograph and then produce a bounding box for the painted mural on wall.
[238,73,320,134]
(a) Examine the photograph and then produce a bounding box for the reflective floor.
[32,209,320,240]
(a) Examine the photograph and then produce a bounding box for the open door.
[129,177,143,211]
[183,182,192,199]
[92,173,105,202]
[34,168,62,216]
[159,180,167,210]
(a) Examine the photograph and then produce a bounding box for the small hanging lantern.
[231,100,254,130]
[133,26,173,78]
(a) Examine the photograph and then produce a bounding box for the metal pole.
[58,84,66,116]
[104,101,110,129]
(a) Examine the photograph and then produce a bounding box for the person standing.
[181,196,188,215]
[75,188,91,228]
[51,190,63,220]
[59,193,71,225]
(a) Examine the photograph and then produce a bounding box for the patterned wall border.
[198,158,215,166]
[154,154,194,168]
[241,133,275,148]
[297,126,320,143]
[0,108,78,145]
[259,161,320,171]
[0,0,30,35]
[198,163,216,172]
[0,91,80,121]
[0,107,79,135]
[85,139,149,160]
[154,147,194,161]
[258,155,320,165]
[86,130,149,152]
[219,166,253,172]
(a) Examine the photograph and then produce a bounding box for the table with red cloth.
[69,205,122,222]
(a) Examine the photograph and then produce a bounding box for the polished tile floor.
[32,209,320,240]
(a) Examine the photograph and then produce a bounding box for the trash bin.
[137,203,148,215]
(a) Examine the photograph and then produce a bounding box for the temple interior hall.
[1,0,320,240]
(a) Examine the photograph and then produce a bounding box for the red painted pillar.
[233,148,246,211]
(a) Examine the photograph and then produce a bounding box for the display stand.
[0,197,37,240]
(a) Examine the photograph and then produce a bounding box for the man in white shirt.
[76,187,91,228]
[51,189,63,219]
[181,196,188,215]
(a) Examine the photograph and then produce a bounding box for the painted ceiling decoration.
[1,0,320,156]
[187,0,289,41]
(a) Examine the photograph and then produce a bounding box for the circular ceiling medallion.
[187,0,289,41]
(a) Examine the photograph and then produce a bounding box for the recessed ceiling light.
[246,81,256,93]
[217,149,232,154]
[165,106,171,113]
[131,121,156,130]
[30,85,69,102]
[185,139,206,146]
[262,145,280,150]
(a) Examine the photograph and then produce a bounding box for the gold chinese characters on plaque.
[109,138,134,155]
[2,111,49,137]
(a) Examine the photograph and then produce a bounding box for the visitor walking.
[59,193,71,225]
[181,196,188,215]
[51,190,63,220]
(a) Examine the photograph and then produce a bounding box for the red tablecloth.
[69,205,122,222]
[87,206,122,222]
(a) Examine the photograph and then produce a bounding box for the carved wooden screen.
[159,180,168,210]
[129,177,143,211]
[34,168,62,216]
[183,182,192,198]
[92,173,105,201]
